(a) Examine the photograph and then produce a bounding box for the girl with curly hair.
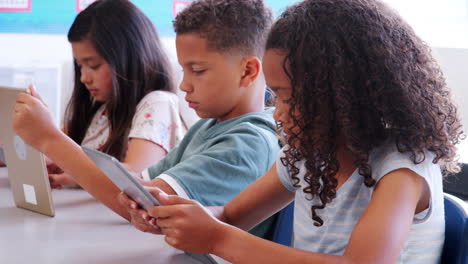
[119,0,463,262]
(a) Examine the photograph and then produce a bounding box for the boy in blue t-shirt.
[119,0,279,237]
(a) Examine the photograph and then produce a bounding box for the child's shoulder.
[192,108,276,133]
[369,141,440,183]
[222,109,277,142]
[231,108,276,130]
[138,91,178,106]
[187,109,278,148]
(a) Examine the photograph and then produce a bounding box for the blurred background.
[0,0,467,163]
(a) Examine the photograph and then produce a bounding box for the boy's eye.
[192,69,206,75]
[282,98,292,104]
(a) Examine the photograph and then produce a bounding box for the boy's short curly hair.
[173,0,273,57]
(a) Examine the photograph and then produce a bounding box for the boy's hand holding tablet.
[82,146,161,209]
[118,186,164,235]
[121,186,220,264]
[82,146,164,234]
[84,146,218,263]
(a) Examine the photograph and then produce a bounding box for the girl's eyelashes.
[179,68,206,75]
[269,87,291,101]
[192,69,206,75]
[272,94,292,105]
[75,63,100,70]
[90,64,101,70]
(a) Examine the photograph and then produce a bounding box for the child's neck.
[215,80,266,123]
[242,78,266,112]
[335,147,357,190]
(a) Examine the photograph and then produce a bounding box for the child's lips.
[88,89,99,95]
[186,99,199,109]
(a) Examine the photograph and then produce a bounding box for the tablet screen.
[82,146,160,209]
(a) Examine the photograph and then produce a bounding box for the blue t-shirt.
[148,109,280,206]
[277,143,445,263]
[148,109,280,237]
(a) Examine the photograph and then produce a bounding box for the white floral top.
[81,91,185,153]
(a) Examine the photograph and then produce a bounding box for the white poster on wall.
[0,0,31,12]
[76,0,96,13]
[173,0,192,17]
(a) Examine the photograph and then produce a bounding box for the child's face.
[176,33,246,121]
[263,49,298,136]
[71,39,113,102]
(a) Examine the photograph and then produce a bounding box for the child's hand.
[12,84,60,153]
[117,190,163,235]
[148,192,226,254]
[46,161,64,175]
[49,172,79,189]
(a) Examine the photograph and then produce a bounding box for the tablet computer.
[0,85,55,217]
[184,251,218,264]
[81,146,160,209]
[82,146,218,264]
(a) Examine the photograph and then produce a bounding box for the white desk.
[0,167,228,264]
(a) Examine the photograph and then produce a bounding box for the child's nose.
[80,68,92,85]
[273,106,286,123]
[179,77,193,93]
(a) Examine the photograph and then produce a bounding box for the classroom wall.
[432,48,468,162]
[0,33,72,126]
[0,0,298,128]
[0,0,467,159]
[1,34,467,144]
[0,33,201,128]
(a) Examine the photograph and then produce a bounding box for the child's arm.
[148,168,427,264]
[46,130,167,189]
[143,163,294,247]
[220,163,295,230]
[118,163,295,235]
[123,138,167,173]
[12,90,132,220]
[123,92,180,173]
[13,87,179,221]
[49,172,78,189]
[213,168,425,264]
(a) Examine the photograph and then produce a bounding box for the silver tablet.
[82,147,218,264]
[82,146,160,209]
[185,251,218,264]
[0,85,54,217]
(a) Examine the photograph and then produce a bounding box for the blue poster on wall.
[0,0,297,36]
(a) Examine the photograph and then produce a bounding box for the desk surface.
[0,167,228,264]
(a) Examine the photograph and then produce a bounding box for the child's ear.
[239,56,261,87]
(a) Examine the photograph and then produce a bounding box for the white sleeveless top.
[277,143,445,263]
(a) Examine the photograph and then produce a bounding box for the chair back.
[272,202,294,246]
[441,193,468,264]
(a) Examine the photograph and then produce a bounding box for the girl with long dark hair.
[48,0,185,187]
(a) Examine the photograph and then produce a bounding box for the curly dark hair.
[266,0,464,226]
[173,0,273,57]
